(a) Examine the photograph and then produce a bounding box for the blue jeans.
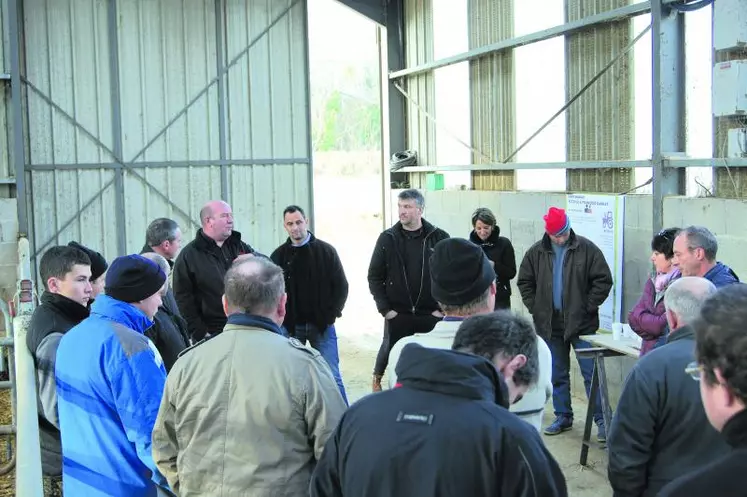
[549,335,604,425]
[286,323,348,405]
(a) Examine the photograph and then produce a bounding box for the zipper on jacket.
[390,226,435,314]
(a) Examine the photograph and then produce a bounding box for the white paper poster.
[565,194,625,332]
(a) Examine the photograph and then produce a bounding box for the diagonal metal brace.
[27,0,300,259]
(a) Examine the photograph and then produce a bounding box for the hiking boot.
[597,422,607,443]
[544,416,573,435]
[372,373,383,392]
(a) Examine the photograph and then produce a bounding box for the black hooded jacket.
[367,220,449,316]
[310,344,568,497]
[469,228,516,306]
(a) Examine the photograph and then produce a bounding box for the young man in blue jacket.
[56,254,170,497]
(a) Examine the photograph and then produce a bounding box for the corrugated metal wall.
[0,0,11,194]
[468,0,515,191]
[403,0,435,188]
[565,0,634,193]
[22,0,311,263]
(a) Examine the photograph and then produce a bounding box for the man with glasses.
[608,276,729,497]
[659,283,747,496]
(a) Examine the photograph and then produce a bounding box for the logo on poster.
[602,211,614,230]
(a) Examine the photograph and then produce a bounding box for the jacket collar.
[388,219,437,237]
[90,295,153,333]
[395,343,509,407]
[193,228,244,252]
[540,229,580,252]
[722,409,747,448]
[283,231,317,248]
[40,291,90,323]
[667,324,695,344]
[469,228,501,246]
[225,312,283,335]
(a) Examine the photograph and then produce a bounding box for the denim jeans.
[286,323,348,405]
[549,335,604,425]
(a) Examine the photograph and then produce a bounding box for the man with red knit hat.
[518,206,613,441]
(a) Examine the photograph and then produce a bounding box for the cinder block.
[677,198,727,235]
[0,200,17,221]
[0,220,18,243]
[0,243,17,266]
[509,219,537,247]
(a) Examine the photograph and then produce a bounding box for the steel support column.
[651,0,686,232]
[215,0,229,202]
[8,0,28,236]
[302,0,315,227]
[108,0,127,254]
[385,0,406,162]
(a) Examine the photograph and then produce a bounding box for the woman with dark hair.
[628,227,681,356]
[469,207,516,310]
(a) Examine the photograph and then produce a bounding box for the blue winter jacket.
[55,295,169,496]
[704,262,740,288]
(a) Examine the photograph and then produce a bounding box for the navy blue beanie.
[430,238,496,306]
[68,241,108,280]
[105,254,166,303]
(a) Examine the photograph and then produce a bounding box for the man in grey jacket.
[153,257,346,496]
[26,245,94,495]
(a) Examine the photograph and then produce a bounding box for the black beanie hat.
[430,238,496,306]
[105,254,166,303]
[68,241,109,280]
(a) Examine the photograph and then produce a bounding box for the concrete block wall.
[0,200,18,332]
[423,191,747,408]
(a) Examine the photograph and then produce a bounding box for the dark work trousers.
[373,313,441,376]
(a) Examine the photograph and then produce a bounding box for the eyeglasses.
[685,362,703,381]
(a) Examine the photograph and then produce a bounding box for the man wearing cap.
[387,238,553,431]
[68,241,108,301]
[56,254,171,497]
[518,207,613,440]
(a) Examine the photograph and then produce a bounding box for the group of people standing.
[22,185,747,496]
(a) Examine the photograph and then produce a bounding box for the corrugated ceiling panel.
[469,0,515,191]
[404,0,435,187]
[23,0,118,260]
[566,0,633,193]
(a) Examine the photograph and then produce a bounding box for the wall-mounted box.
[713,61,747,117]
[714,0,747,51]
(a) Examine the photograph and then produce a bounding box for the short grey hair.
[664,276,718,325]
[145,218,180,247]
[452,311,539,388]
[224,257,285,315]
[140,252,170,277]
[439,287,492,316]
[398,189,425,210]
[681,226,719,261]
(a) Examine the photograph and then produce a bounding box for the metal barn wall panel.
[0,0,11,190]
[225,0,311,253]
[23,0,120,258]
[404,0,435,188]
[565,0,634,193]
[117,0,221,251]
[469,0,515,191]
[21,0,312,261]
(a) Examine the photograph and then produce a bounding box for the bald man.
[608,277,729,496]
[173,200,263,342]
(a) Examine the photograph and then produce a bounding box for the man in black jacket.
[271,205,349,403]
[608,276,728,497]
[309,312,568,497]
[518,206,613,440]
[173,200,262,342]
[141,252,189,371]
[659,284,747,497]
[367,189,449,391]
[26,245,93,495]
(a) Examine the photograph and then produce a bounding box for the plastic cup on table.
[612,322,623,341]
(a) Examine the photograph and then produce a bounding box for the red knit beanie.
[544,207,570,235]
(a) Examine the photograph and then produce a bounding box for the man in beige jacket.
[387,237,553,432]
[152,256,346,496]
